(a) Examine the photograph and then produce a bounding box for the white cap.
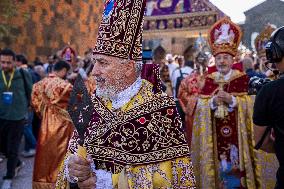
[166,54,173,61]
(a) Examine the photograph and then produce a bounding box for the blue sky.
[210,0,268,23]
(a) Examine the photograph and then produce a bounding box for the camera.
[248,76,272,95]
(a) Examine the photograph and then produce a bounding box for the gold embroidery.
[93,0,145,60]
[69,80,190,174]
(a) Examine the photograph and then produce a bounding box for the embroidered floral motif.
[93,0,146,60]
[125,158,196,189]
[68,80,190,174]
[173,159,196,189]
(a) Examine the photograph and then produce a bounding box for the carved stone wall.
[0,0,103,61]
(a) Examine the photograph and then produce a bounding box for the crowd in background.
[158,50,274,100]
[0,46,275,164]
[0,42,280,188]
[0,46,94,163]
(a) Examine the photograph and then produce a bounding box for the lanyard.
[2,69,15,90]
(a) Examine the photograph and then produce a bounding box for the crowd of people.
[0,46,96,189]
[157,20,284,189]
[0,1,284,189]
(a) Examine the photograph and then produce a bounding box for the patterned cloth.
[93,0,146,61]
[56,80,196,189]
[178,72,205,146]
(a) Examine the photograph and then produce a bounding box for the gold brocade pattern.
[192,95,278,189]
[124,157,196,189]
[191,98,215,188]
[238,96,278,189]
[93,0,146,60]
[254,151,279,188]
[31,74,74,189]
[68,80,191,173]
[56,80,196,189]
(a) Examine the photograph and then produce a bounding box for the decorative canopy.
[144,0,225,35]
[208,17,242,57]
[255,23,277,57]
[93,0,147,61]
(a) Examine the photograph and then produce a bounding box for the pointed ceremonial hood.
[93,0,147,61]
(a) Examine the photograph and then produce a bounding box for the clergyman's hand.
[68,155,93,182]
[217,91,233,105]
[213,96,222,107]
[78,175,96,189]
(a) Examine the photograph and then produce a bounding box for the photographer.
[253,26,284,189]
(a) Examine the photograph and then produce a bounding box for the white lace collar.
[217,69,233,81]
[110,77,142,110]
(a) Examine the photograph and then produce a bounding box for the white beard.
[95,86,118,99]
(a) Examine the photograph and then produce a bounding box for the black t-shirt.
[253,78,284,139]
[253,77,284,186]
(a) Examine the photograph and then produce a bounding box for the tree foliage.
[0,0,29,41]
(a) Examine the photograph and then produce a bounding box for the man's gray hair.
[120,59,143,77]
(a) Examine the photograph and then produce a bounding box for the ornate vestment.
[191,70,278,189]
[178,72,206,147]
[31,74,74,189]
[56,79,196,189]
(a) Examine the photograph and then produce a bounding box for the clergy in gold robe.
[191,17,278,189]
[31,61,74,189]
[178,52,208,147]
[55,1,196,188]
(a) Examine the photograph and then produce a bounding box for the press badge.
[2,92,13,105]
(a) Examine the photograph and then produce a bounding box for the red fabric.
[200,72,249,96]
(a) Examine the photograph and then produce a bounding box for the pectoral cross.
[214,74,228,119]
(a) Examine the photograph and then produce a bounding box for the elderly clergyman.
[56,0,196,189]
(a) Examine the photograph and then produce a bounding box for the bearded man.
[191,17,276,189]
[56,1,196,189]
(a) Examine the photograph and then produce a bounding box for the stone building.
[0,0,103,61]
[242,0,284,50]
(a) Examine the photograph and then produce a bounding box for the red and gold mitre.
[255,24,277,57]
[93,0,147,61]
[208,17,242,57]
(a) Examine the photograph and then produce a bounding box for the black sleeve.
[253,85,271,126]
